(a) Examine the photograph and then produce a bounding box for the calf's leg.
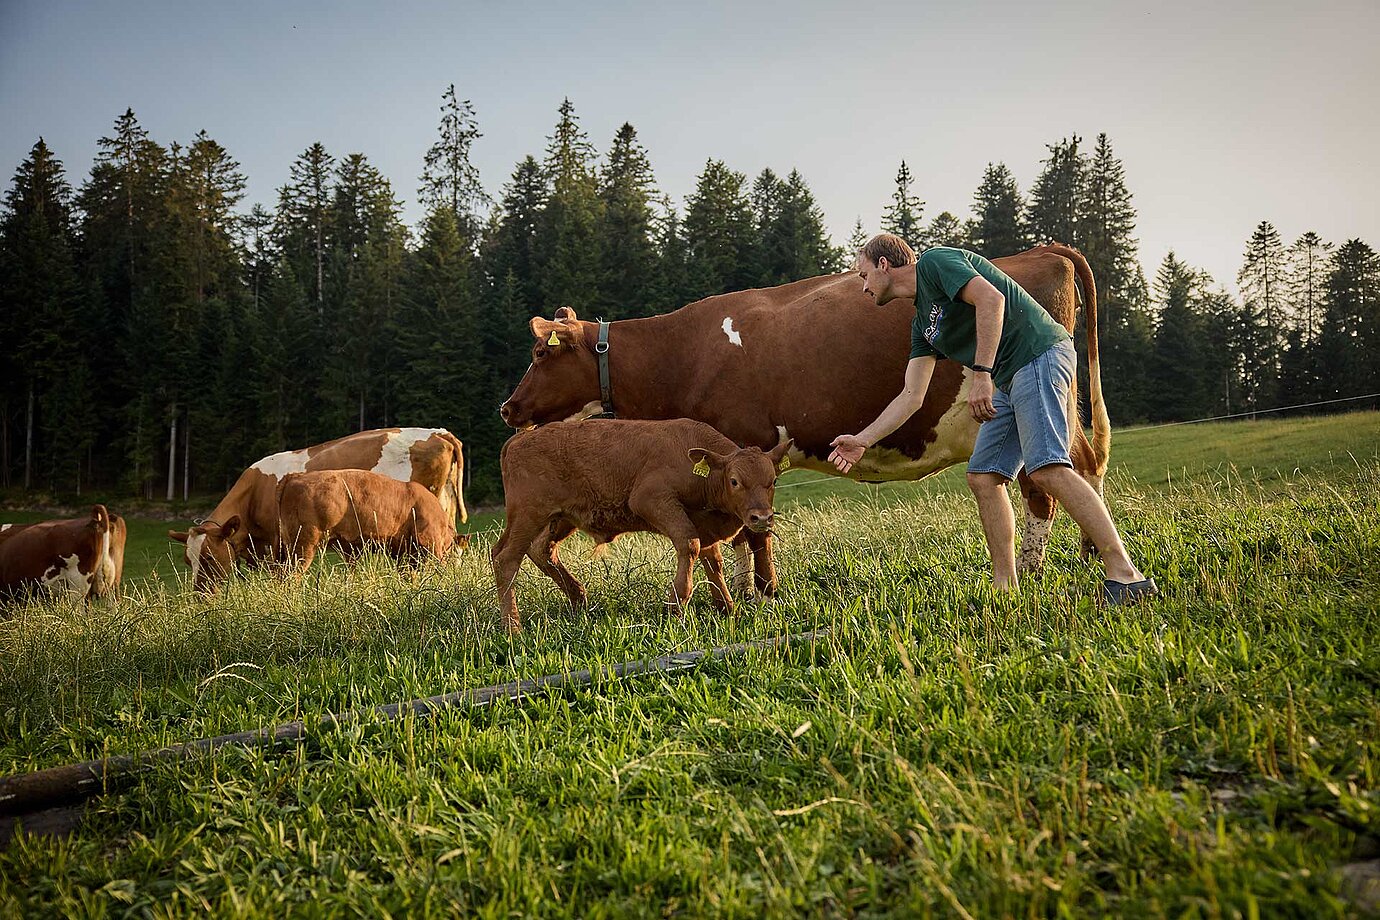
[629,490,701,613]
[526,520,586,610]
[492,511,547,632]
[698,542,734,614]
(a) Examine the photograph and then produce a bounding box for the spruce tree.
[418,84,488,241]
[276,143,334,309]
[1236,220,1289,410]
[648,195,689,313]
[683,159,755,298]
[537,98,603,313]
[1148,252,1210,420]
[967,162,1028,257]
[1027,135,1087,247]
[755,169,837,284]
[1316,238,1380,403]
[881,160,923,248]
[846,217,869,263]
[323,153,407,434]
[0,139,94,491]
[598,123,658,318]
[1081,134,1138,333]
[923,211,965,249]
[76,109,171,494]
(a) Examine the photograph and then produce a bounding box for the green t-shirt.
[908,247,1071,388]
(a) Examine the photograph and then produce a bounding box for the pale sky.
[2,0,1376,296]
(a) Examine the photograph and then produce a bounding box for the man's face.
[857,255,895,306]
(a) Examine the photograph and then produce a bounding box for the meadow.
[0,412,1377,916]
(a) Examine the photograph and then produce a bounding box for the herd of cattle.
[1,245,1109,631]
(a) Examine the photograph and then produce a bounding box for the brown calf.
[493,418,791,632]
[275,470,458,569]
[0,505,127,603]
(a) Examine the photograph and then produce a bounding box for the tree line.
[2,93,1376,503]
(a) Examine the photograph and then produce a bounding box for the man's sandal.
[1103,577,1159,606]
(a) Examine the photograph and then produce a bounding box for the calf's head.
[688,439,794,533]
[168,516,242,592]
[500,307,599,428]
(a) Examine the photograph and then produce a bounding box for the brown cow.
[493,418,791,632]
[275,470,457,569]
[0,505,128,603]
[169,427,467,591]
[499,244,1107,592]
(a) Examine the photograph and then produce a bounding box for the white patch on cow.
[731,540,752,595]
[251,448,311,480]
[0,524,11,532]
[1017,514,1055,575]
[42,554,91,597]
[564,400,604,422]
[373,427,448,482]
[187,532,207,584]
[721,317,743,347]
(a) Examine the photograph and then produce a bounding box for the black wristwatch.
[972,364,995,376]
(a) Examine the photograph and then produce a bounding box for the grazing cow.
[500,244,1107,591]
[493,418,791,632]
[0,505,127,603]
[275,470,457,569]
[169,427,467,591]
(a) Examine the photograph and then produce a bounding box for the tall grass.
[0,417,1377,916]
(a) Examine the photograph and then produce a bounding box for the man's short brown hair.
[860,233,917,268]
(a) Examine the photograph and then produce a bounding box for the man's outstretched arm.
[828,355,937,473]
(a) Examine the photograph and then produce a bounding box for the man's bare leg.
[1029,464,1144,584]
[967,471,1018,590]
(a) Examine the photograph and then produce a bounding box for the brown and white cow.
[0,505,127,603]
[169,427,467,591]
[494,418,791,632]
[275,470,458,569]
[500,244,1108,591]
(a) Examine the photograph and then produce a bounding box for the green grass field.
[1,412,1378,916]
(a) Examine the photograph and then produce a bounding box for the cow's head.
[499,306,600,429]
[168,516,242,592]
[688,438,794,534]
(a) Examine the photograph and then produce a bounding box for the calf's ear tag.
[547,331,560,346]
[779,455,791,471]
[692,458,710,477]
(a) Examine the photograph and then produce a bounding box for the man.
[828,234,1156,604]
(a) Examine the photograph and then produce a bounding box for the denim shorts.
[967,339,1076,481]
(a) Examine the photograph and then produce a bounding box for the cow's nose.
[749,511,773,527]
[499,402,512,421]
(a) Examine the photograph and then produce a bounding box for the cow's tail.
[1042,243,1110,479]
[438,430,469,525]
[89,504,110,533]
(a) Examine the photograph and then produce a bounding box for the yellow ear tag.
[779,455,791,471]
[692,458,710,477]
[547,331,560,346]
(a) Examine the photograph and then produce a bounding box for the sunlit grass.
[0,415,1377,916]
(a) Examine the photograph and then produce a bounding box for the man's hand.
[968,372,996,422]
[828,434,867,474]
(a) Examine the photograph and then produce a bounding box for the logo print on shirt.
[924,303,944,343]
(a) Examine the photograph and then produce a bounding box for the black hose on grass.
[0,629,827,836]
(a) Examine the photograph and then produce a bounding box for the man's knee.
[1028,463,1071,491]
[967,471,1008,495]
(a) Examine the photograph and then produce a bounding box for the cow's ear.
[687,448,731,473]
[168,530,189,544]
[531,317,576,346]
[768,438,795,470]
[220,515,241,540]
[553,305,578,323]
